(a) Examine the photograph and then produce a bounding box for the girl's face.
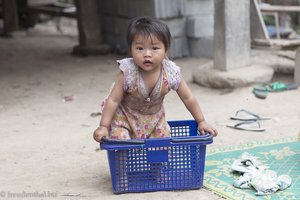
[131,34,167,73]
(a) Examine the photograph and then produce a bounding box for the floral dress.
[103,58,181,139]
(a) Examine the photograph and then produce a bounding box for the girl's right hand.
[93,126,109,142]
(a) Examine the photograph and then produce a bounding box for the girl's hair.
[126,16,171,51]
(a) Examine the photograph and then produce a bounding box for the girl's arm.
[100,71,124,128]
[176,77,218,137]
[93,71,124,142]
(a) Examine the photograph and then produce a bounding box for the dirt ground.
[0,27,299,200]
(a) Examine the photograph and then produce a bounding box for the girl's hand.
[93,126,109,142]
[198,121,218,137]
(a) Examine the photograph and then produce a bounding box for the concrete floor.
[0,28,299,200]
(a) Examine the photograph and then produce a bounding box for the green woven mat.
[204,137,300,200]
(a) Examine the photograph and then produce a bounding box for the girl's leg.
[110,126,131,191]
[106,104,132,190]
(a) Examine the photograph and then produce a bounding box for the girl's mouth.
[143,60,153,64]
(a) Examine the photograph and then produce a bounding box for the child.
[93,16,218,142]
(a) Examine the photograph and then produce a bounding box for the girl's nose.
[144,49,152,57]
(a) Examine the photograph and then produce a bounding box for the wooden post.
[2,0,19,37]
[73,0,111,56]
[295,50,300,85]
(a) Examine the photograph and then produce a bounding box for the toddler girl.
[93,16,218,142]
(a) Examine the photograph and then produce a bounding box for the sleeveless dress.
[103,58,181,139]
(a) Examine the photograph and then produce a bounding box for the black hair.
[126,16,171,51]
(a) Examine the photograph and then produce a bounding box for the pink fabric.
[103,58,181,139]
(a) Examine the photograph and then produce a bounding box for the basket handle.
[101,133,212,145]
[171,133,213,143]
[101,137,145,144]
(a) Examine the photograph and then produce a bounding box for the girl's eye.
[153,47,160,50]
[136,47,143,50]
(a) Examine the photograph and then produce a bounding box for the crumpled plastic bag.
[232,152,292,196]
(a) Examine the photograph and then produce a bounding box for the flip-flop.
[226,120,265,132]
[252,82,298,99]
[268,82,299,92]
[252,87,268,99]
[230,109,271,121]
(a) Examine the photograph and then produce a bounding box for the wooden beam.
[27,5,76,18]
[2,0,19,37]
[250,0,269,40]
[260,5,300,13]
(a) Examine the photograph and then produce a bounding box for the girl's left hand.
[198,121,218,137]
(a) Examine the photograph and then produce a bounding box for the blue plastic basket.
[100,120,213,194]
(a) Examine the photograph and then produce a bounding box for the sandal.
[252,82,298,99]
[253,82,298,93]
[226,120,265,132]
[252,87,268,99]
[268,82,298,92]
[230,109,271,121]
